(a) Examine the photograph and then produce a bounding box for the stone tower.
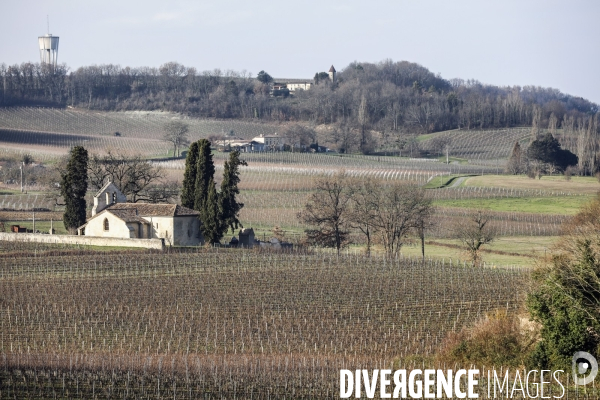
[328,65,336,83]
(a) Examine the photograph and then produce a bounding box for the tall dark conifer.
[181,141,199,208]
[220,150,248,233]
[61,146,89,233]
[194,139,215,212]
[201,179,221,244]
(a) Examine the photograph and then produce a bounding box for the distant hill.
[1,59,598,155]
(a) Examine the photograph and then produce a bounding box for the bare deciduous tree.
[330,124,358,154]
[283,124,316,152]
[360,181,432,258]
[349,179,377,256]
[88,152,177,203]
[430,136,452,158]
[297,172,354,254]
[505,141,525,175]
[163,121,190,157]
[454,210,496,264]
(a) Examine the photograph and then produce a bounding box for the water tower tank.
[38,34,59,67]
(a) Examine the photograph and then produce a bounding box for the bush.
[526,195,600,370]
[437,310,534,367]
[564,165,576,180]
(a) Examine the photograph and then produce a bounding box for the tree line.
[298,172,434,258]
[506,112,600,177]
[298,171,500,262]
[2,60,598,152]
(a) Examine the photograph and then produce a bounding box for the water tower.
[38,19,59,68]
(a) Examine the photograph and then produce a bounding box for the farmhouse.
[251,133,286,150]
[77,182,203,246]
[214,138,271,152]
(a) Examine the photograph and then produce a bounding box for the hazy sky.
[2,0,599,103]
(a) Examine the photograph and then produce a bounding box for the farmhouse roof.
[329,65,336,72]
[106,203,200,217]
[273,78,312,84]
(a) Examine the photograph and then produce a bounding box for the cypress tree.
[220,150,248,233]
[181,141,199,208]
[61,146,89,233]
[194,139,215,212]
[200,179,222,244]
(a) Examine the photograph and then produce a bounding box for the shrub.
[437,310,534,367]
[527,195,600,369]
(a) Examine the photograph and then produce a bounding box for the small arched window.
[112,192,117,203]
[103,218,109,231]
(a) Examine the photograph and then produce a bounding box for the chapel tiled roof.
[106,203,200,217]
[107,209,150,224]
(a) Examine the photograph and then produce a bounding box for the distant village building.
[77,182,203,246]
[286,81,312,92]
[215,138,266,152]
[271,65,336,94]
[271,79,312,95]
[251,133,286,150]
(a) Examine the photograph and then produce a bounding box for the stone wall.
[0,232,165,250]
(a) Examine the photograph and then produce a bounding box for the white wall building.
[286,82,312,91]
[251,133,286,149]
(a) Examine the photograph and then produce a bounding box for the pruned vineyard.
[0,128,169,158]
[419,128,532,161]
[0,245,527,398]
[0,107,280,140]
[0,107,282,158]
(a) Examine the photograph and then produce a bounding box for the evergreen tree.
[527,196,600,369]
[61,146,89,233]
[220,150,248,233]
[200,179,222,244]
[528,133,578,171]
[181,141,199,208]
[193,139,215,211]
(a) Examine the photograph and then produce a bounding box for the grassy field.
[423,174,467,188]
[434,195,593,214]
[1,220,69,235]
[464,174,600,194]
[401,236,556,266]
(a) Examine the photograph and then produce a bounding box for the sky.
[2,0,599,104]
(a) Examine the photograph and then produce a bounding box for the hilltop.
[1,59,598,154]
